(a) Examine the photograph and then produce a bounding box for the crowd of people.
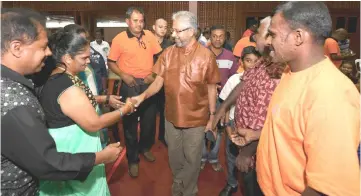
[1,1,360,196]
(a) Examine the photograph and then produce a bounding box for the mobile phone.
[205,130,216,142]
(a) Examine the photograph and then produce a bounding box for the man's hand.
[121,73,138,87]
[236,128,256,147]
[98,142,123,164]
[205,115,217,139]
[131,93,146,107]
[230,134,247,146]
[108,95,124,109]
[235,153,253,173]
[212,107,226,130]
[225,126,235,140]
[144,74,155,84]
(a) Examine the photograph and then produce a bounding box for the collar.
[330,37,338,42]
[126,29,145,39]
[1,64,34,89]
[249,34,256,42]
[95,40,103,45]
[208,46,224,58]
[179,39,198,55]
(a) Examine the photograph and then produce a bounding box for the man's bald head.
[153,18,168,38]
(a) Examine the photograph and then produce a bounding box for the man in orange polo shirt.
[257,2,360,196]
[233,35,256,73]
[324,29,355,68]
[108,7,162,178]
[242,19,258,38]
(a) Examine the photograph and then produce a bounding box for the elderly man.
[1,8,122,195]
[213,17,285,196]
[132,11,220,196]
[257,2,360,196]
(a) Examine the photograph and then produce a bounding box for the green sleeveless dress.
[78,66,109,148]
[38,70,110,196]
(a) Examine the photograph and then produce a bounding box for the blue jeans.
[202,132,222,163]
[225,120,238,187]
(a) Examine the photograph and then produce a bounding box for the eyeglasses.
[171,27,191,34]
[137,38,146,49]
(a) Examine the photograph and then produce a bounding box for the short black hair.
[95,29,102,34]
[126,7,145,19]
[2,8,46,26]
[210,25,226,34]
[63,24,87,35]
[241,46,261,61]
[48,29,89,64]
[248,19,258,28]
[1,8,46,54]
[274,1,332,45]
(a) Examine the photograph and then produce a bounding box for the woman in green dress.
[38,29,135,196]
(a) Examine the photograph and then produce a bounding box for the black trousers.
[120,79,157,164]
[110,79,121,142]
[240,169,264,196]
[155,87,165,141]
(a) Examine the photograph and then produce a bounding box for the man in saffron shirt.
[257,2,360,196]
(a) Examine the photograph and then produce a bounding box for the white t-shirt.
[90,40,110,65]
[219,73,243,120]
[198,34,208,46]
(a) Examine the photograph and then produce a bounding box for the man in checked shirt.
[214,16,286,196]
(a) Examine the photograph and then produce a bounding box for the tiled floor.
[105,117,244,196]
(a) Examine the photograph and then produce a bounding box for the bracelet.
[118,108,123,117]
[105,95,110,105]
[209,111,216,115]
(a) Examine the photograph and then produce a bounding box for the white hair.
[260,16,271,37]
[172,11,197,31]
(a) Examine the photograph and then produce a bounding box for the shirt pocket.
[187,66,204,84]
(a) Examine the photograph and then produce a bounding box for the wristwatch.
[151,72,157,78]
[105,95,110,105]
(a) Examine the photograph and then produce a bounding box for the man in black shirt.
[152,18,173,146]
[1,8,122,195]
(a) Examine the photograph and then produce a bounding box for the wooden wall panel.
[3,1,359,56]
[198,2,237,42]
[2,1,189,36]
[198,1,360,56]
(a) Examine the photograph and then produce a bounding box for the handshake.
[96,93,147,165]
[119,94,147,116]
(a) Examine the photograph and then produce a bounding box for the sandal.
[200,162,206,170]
[211,162,223,172]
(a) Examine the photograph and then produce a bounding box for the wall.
[3,1,359,57]
[101,27,127,43]
[197,1,360,57]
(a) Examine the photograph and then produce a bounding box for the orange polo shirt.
[108,29,162,78]
[324,38,342,68]
[257,58,360,196]
[242,29,253,38]
[233,36,256,73]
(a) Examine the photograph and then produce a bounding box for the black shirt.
[39,73,76,128]
[90,46,108,94]
[153,38,173,64]
[1,65,95,195]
